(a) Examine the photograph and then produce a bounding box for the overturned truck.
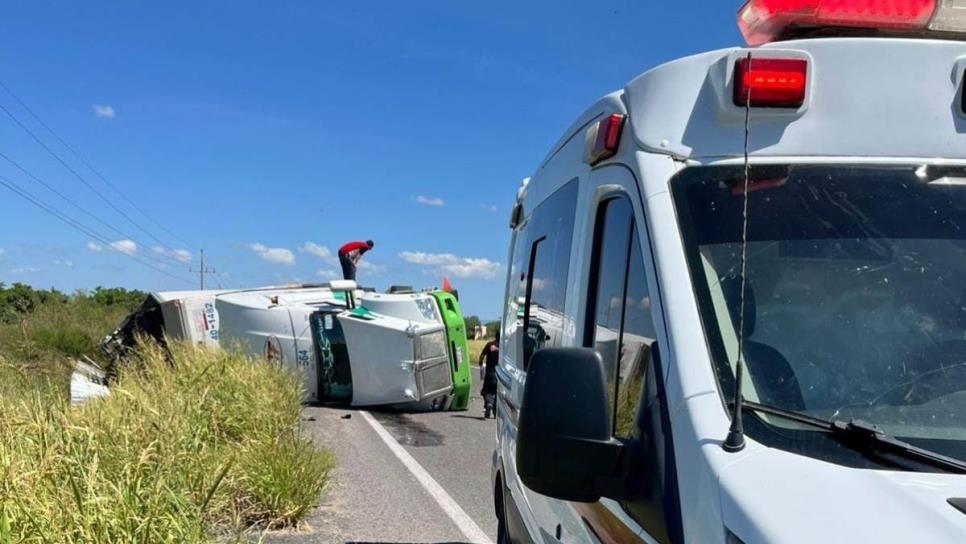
[101,282,472,410]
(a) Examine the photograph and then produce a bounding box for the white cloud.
[248,242,295,265]
[398,252,455,266]
[399,251,501,279]
[438,259,501,279]
[92,104,115,118]
[299,242,338,265]
[357,260,386,275]
[86,241,103,252]
[9,267,40,274]
[110,239,137,255]
[415,195,445,207]
[316,268,340,279]
[301,241,381,274]
[482,204,499,213]
[152,245,192,263]
[53,259,75,268]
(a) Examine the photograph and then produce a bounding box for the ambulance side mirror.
[516,348,627,503]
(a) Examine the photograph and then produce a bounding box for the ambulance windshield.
[672,163,966,465]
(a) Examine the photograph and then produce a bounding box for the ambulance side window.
[585,197,634,426]
[618,235,655,438]
[586,196,655,437]
[586,195,676,543]
[508,179,578,370]
[502,231,531,369]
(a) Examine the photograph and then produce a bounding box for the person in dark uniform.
[338,240,374,281]
[479,331,500,419]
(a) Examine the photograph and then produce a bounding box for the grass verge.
[467,339,491,366]
[0,341,334,542]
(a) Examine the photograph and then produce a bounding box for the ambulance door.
[500,179,584,543]
[558,164,680,543]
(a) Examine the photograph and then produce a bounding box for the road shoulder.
[258,405,470,544]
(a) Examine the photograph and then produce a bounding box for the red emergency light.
[584,113,626,165]
[738,0,966,45]
[734,58,808,108]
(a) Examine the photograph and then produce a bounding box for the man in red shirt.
[338,240,374,281]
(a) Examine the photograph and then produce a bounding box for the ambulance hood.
[718,444,966,543]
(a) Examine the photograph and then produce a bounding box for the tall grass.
[0,342,334,542]
[0,295,135,393]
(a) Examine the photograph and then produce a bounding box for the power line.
[0,79,194,249]
[0,149,190,269]
[0,174,193,285]
[0,173,194,286]
[0,99,185,256]
[0,150,134,243]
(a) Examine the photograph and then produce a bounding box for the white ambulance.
[492,2,966,543]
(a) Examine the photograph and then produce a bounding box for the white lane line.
[360,410,494,544]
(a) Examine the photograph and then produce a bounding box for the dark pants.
[482,375,497,417]
[339,253,356,281]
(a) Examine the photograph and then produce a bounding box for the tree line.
[462,314,500,338]
[0,282,146,323]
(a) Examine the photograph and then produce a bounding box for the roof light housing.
[738,0,966,45]
[583,114,626,165]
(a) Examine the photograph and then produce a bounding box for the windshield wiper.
[737,400,966,474]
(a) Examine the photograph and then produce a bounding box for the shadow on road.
[370,411,446,447]
[449,415,488,421]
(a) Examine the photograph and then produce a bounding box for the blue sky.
[0,1,741,319]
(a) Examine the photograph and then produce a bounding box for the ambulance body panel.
[624,38,966,163]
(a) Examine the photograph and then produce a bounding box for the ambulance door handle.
[496,365,512,388]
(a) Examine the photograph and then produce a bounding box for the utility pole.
[189,249,217,290]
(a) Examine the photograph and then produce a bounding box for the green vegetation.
[467,338,489,365]
[0,283,145,381]
[485,321,500,338]
[462,315,499,340]
[463,314,482,333]
[0,342,334,542]
[0,283,335,541]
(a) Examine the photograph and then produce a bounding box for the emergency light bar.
[738,0,966,45]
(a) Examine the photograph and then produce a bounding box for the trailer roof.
[215,286,345,311]
[150,289,232,303]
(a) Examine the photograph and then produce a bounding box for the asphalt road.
[262,366,498,544]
